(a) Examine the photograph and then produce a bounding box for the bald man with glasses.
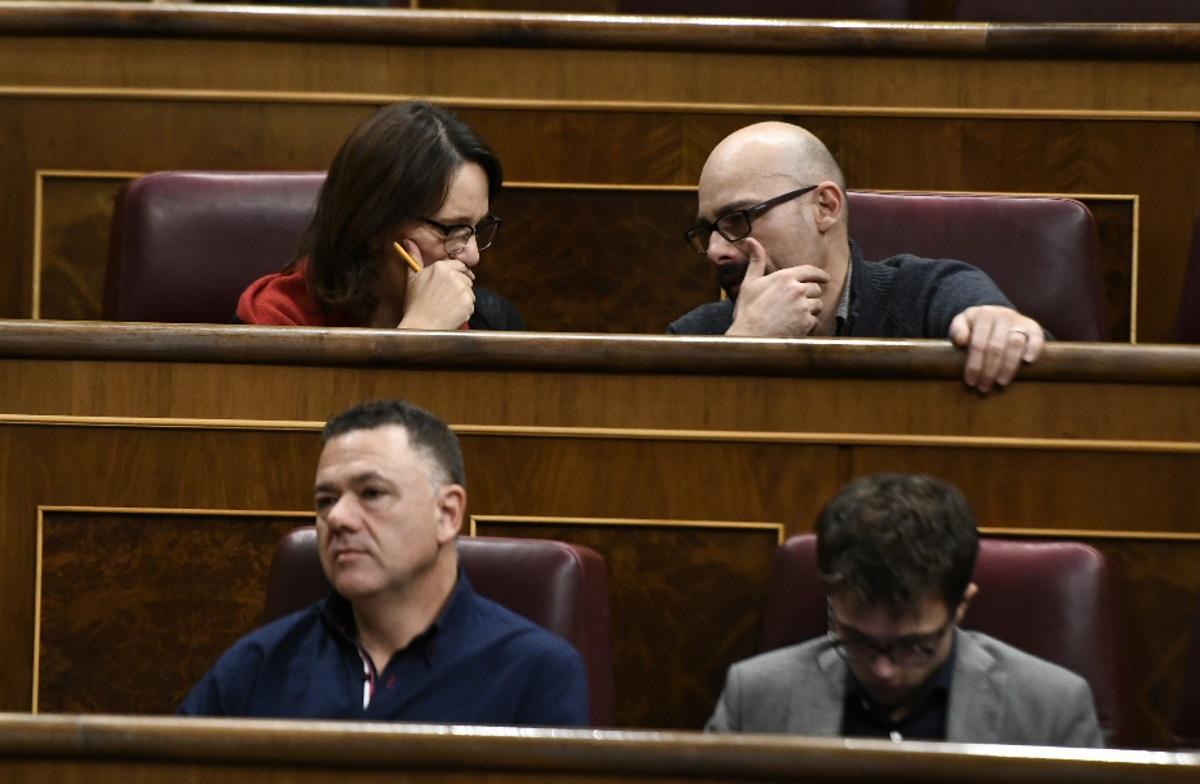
[670,122,1045,393]
[705,474,1103,747]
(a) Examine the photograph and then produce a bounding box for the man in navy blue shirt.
[180,400,588,726]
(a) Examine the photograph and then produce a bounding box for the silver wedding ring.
[1009,328,1029,339]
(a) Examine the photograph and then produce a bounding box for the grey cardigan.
[668,241,1015,338]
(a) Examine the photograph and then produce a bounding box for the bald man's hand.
[949,305,1044,393]
[726,239,830,338]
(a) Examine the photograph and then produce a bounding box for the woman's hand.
[396,240,476,329]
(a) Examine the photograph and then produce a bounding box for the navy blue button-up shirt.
[179,572,589,726]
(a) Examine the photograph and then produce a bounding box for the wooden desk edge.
[0,320,1197,384]
[2,3,1200,59]
[0,714,1195,781]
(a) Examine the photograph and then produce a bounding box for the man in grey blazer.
[706,474,1103,747]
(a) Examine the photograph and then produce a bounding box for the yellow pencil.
[393,241,423,273]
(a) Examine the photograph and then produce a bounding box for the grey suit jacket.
[706,629,1104,747]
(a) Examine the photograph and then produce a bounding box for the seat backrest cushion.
[104,171,324,323]
[846,191,1106,340]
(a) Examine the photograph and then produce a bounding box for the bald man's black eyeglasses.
[683,185,817,254]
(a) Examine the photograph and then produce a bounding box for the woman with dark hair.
[236,101,523,330]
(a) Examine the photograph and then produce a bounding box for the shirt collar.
[320,567,476,664]
[834,240,857,335]
[844,631,957,715]
[835,257,853,328]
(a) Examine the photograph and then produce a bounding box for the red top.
[236,260,470,329]
[236,261,356,327]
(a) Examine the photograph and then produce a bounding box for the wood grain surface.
[0,323,1197,746]
[0,714,1191,784]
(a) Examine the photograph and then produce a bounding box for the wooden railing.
[0,714,1195,782]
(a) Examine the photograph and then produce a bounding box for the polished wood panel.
[0,425,321,715]
[4,7,1200,338]
[9,5,1200,58]
[474,519,781,729]
[37,174,132,321]
[0,715,1191,784]
[1090,199,1136,342]
[1087,538,1200,744]
[849,448,1200,536]
[3,320,1199,382]
[0,323,1198,745]
[38,510,301,713]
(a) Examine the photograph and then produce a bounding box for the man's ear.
[434,484,466,545]
[954,582,979,624]
[812,181,845,234]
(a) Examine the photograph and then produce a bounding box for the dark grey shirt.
[841,640,956,742]
[668,240,1015,338]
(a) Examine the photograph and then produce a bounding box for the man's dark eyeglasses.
[683,185,817,254]
[827,607,952,669]
[418,214,502,255]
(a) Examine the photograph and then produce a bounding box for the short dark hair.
[301,101,503,320]
[322,400,466,489]
[815,473,978,613]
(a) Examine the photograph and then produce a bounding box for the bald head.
[694,122,852,308]
[701,122,845,195]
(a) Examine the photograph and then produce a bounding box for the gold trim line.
[1130,194,1141,343]
[36,170,1139,204]
[979,526,1200,543]
[473,514,786,544]
[0,414,325,431]
[7,86,1200,122]
[456,425,1200,455]
[37,504,313,517]
[31,507,43,713]
[2,415,1198,455]
[30,170,42,320]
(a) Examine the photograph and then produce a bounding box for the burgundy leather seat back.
[759,536,828,656]
[759,534,1129,745]
[1175,211,1200,343]
[261,527,616,726]
[262,526,332,625]
[104,171,324,323]
[615,0,917,18]
[955,0,1200,21]
[846,191,1106,340]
